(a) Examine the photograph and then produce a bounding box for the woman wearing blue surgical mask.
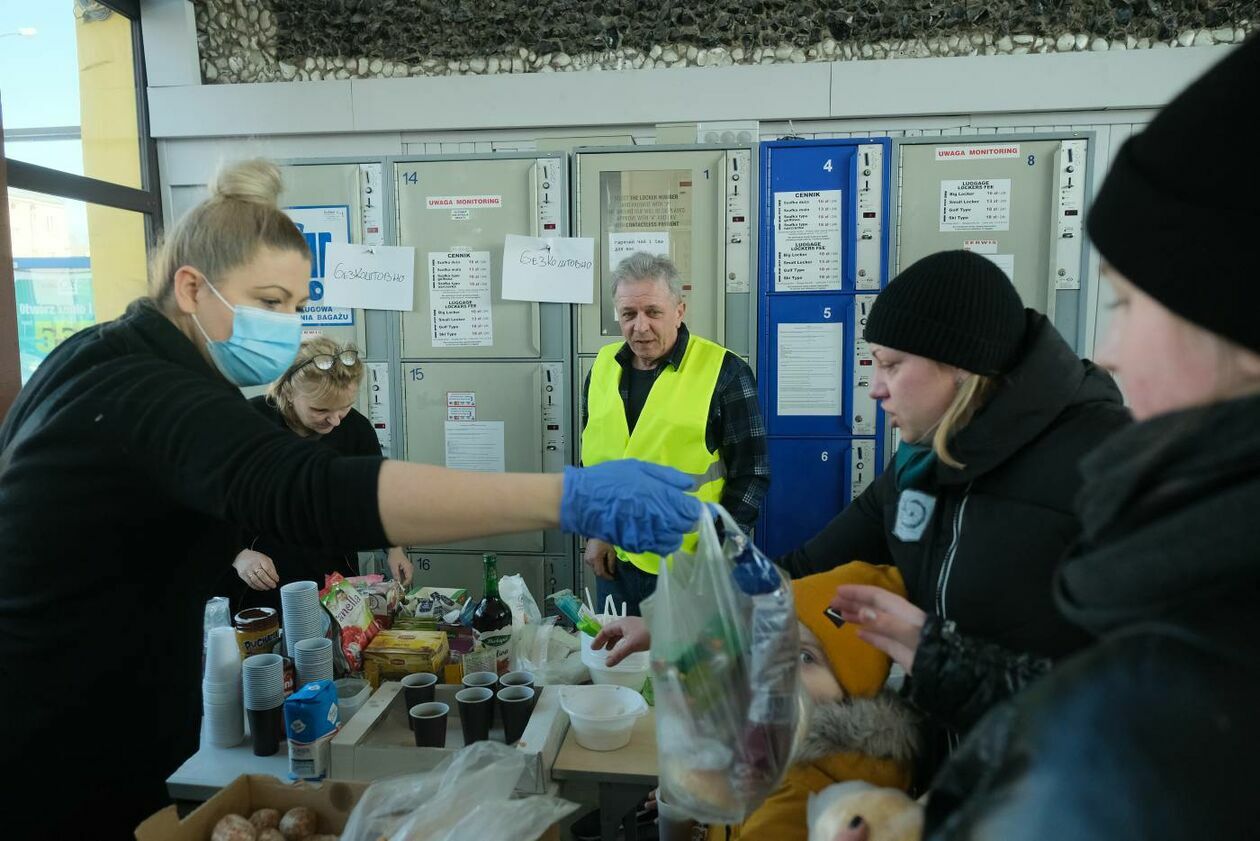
[226,337,414,610]
[0,159,700,838]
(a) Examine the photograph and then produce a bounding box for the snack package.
[352,579,403,630]
[320,573,381,674]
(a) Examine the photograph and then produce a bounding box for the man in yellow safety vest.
[581,252,770,616]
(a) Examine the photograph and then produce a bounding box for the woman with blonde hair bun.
[227,336,414,609]
[0,158,699,836]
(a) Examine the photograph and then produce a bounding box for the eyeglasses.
[285,349,360,381]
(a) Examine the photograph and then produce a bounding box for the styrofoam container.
[559,685,648,751]
[586,659,651,690]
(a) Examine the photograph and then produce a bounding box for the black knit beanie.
[864,249,1027,376]
[1088,36,1260,354]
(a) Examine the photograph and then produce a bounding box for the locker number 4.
[823,159,833,172]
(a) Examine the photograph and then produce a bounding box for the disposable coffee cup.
[456,686,494,745]
[402,673,439,729]
[496,685,535,745]
[410,702,449,748]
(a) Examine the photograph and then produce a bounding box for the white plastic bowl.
[560,685,648,751]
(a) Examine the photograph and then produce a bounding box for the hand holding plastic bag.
[645,504,802,824]
[340,741,578,841]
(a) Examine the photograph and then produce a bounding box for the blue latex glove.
[560,460,703,555]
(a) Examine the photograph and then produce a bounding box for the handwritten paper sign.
[501,234,595,304]
[321,244,416,311]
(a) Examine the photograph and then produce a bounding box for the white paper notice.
[444,421,505,472]
[934,144,1021,162]
[501,234,595,304]
[430,251,494,347]
[607,232,670,270]
[285,205,353,326]
[940,179,1011,232]
[322,244,416,311]
[984,253,1016,282]
[778,323,844,416]
[774,190,842,291]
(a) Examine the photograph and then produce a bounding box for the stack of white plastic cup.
[294,637,335,685]
[202,626,244,747]
[280,581,324,657]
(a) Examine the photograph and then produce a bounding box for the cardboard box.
[362,629,449,689]
[137,772,561,840]
[135,775,365,840]
[331,681,569,795]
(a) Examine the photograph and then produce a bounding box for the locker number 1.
[823,159,833,172]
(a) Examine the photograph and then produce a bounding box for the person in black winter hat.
[827,36,1260,841]
[778,246,1130,788]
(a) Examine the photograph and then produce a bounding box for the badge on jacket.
[893,489,936,542]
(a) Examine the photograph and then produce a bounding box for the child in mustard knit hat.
[706,562,919,841]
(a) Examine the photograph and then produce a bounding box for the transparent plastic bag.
[511,616,589,685]
[340,741,578,841]
[500,573,544,628]
[645,504,801,824]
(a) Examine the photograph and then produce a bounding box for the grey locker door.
[279,164,369,351]
[396,159,544,359]
[406,551,550,607]
[896,140,1065,316]
[575,149,729,355]
[402,361,544,552]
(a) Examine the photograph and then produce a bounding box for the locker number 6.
[820,451,830,462]
[823,306,832,318]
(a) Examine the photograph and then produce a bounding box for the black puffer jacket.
[925,394,1260,840]
[778,313,1129,727]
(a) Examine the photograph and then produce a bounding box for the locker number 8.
[823,159,833,172]
[820,451,829,462]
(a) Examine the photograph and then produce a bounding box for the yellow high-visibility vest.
[581,334,727,573]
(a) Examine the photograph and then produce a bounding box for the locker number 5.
[823,306,832,318]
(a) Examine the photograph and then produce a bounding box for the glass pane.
[0,1,142,189]
[9,188,148,384]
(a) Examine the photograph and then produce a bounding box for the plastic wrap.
[340,741,578,841]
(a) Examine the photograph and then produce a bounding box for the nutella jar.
[234,607,281,659]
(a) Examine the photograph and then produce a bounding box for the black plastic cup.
[501,671,536,713]
[456,686,494,745]
[496,685,535,745]
[410,702,449,748]
[247,705,283,757]
[401,673,438,730]
[462,671,499,727]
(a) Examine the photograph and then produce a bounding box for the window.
[1,0,157,410]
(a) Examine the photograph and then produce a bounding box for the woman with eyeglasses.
[226,338,414,609]
[0,159,700,837]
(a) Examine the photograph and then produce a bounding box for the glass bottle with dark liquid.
[471,553,514,676]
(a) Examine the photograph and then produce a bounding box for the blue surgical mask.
[191,278,302,387]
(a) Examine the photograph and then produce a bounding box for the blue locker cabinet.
[756,139,892,559]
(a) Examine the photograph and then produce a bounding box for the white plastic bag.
[646,504,801,824]
[340,741,578,841]
[499,573,543,629]
[511,616,589,685]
